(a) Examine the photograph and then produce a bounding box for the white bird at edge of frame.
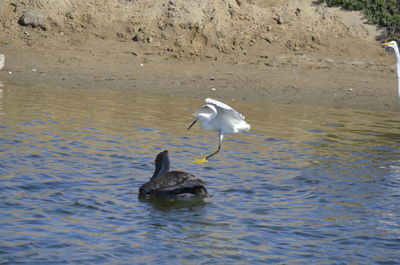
[0,54,4,70]
[383,41,400,100]
[188,98,251,164]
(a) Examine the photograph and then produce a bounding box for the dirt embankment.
[0,0,398,111]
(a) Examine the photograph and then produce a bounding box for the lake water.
[1,85,400,264]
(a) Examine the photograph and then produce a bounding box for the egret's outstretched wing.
[205,98,232,110]
[206,98,246,120]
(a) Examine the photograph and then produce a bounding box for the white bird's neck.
[393,44,400,61]
[392,44,400,99]
[397,61,400,100]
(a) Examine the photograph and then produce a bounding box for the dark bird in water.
[139,150,209,198]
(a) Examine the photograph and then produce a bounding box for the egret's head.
[194,104,217,121]
[383,41,398,49]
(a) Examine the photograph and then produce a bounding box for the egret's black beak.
[187,120,197,130]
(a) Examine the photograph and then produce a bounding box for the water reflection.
[0,85,399,264]
[0,87,3,118]
[139,196,209,212]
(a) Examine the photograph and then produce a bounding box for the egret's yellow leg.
[193,134,223,164]
[193,158,208,164]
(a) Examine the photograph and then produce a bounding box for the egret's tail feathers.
[234,120,251,133]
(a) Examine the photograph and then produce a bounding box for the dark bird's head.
[155,150,169,164]
[152,150,170,179]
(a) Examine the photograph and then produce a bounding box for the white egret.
[188,98,251,164]
[383,41,400,99]
[0,54,4,70]
[139,150,209,198]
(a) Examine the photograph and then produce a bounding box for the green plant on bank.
[317,0,400,42]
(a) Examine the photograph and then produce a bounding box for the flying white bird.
[383,41,400,99]
[188,98,251,164]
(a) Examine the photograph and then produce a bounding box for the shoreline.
[0,45,398,112]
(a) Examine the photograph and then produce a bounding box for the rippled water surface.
[1,86,400,264]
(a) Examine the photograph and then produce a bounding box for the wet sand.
[0,44,398,112]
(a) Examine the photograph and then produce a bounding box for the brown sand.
[0,0,398,111]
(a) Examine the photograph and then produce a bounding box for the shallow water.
[1,86,400,264]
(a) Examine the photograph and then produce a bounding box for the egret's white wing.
[216,106,250,134]
[205,98,232,110]
[206,98,245,120]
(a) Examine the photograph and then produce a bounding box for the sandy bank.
[0,43,398,111]
[0,0,399,111]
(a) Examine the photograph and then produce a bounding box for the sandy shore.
[0,43,398,112]
[1,0,399,111]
